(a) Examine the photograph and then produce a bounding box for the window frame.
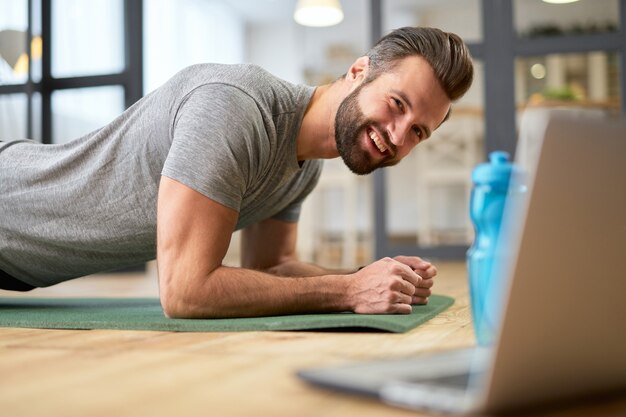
[0,0,143,144]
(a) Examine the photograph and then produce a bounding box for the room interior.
[1,0,623,269]
[1,1,624,415]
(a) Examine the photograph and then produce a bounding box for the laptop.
[297,114,626,414]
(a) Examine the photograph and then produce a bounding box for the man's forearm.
[264,259,353,277]
[160,265,352,319]
[159,257,431,319]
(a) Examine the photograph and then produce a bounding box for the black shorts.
[0,269,35,292]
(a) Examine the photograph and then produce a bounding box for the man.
[0,27,474,318]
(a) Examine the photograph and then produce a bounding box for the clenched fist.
[346,256,436,314]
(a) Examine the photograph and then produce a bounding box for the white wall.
[246,21,304,84]
[247,0,370,85]
[144,0,246,94]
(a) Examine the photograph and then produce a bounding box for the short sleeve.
[162,84,266,212]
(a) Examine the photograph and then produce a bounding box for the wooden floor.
[1,262,624,417]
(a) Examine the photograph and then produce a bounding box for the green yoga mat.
[0,295,454,333]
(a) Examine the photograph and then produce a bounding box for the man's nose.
[389,119,412,148]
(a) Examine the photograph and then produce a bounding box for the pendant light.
[294,0,344,27]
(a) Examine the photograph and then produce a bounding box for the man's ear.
[346,56,370,83]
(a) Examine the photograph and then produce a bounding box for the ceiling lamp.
[294,0,344,27]
[542,0,580,4]
[0,30,42,75]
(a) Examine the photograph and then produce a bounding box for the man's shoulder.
[178,63,309,112]
[179,63,281,88]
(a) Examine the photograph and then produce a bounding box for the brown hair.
[365,26,474,101]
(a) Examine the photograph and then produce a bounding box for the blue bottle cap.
[472,151,513,187]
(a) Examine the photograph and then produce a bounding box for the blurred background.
[1,0,623,272]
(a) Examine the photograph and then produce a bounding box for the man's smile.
[368,127,388,154]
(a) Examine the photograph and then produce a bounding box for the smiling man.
[0,27,473,318]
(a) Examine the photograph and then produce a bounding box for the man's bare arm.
[157,176,427,319]
[242,217,436,304]
[241,218,347,277]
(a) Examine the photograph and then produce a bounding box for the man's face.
[335,55,451,175]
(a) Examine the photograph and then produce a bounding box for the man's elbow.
[158,276,214,319]
[159,285,188,318]
[160,295,182,319]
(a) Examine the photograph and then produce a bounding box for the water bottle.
[467,151,514,345]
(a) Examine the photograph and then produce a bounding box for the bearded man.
[0,27,473,318]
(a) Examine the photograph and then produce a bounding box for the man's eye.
[413,127,423,140]
[393,98,404,111]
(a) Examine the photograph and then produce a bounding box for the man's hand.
[346,257,435,315]
[393,255,436,305]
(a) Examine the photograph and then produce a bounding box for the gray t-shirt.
[0,64,321,287]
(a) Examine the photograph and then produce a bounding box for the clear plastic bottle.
[467,151,514,345]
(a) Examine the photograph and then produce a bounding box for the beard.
[334,84,395,175]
